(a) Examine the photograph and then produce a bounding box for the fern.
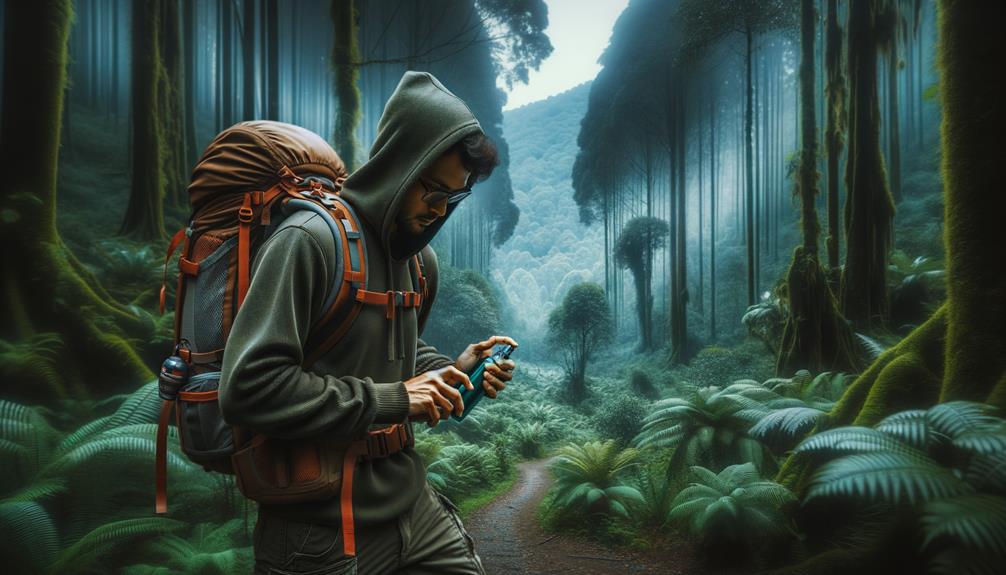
[107,381,163,428]
[549,440,643,518]
[921,494,1006,554]
[669,463,795,562]
[0,500,59,573]
[749,406,827,449]
[806,451,973,505]
[795,426,923,457]
[51,517,186,574]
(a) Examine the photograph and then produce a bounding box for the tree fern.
[669,463,795,562]
[549,440,643,518]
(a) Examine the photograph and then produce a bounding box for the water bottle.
[158,343,190,401]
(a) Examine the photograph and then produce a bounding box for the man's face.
[391,150,471,239]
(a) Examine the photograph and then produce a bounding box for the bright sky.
[502,0,629,111]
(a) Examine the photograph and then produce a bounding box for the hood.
[339,71,484,262]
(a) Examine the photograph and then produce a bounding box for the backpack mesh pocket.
[176,371,235,472]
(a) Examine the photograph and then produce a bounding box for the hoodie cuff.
[372,381,410,423]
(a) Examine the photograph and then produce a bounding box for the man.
[219,71,518,574]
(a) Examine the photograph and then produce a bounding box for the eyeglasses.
[418,175,473,205]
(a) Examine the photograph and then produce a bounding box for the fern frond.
[749,407,826,446]
[921,494,1006,555]
[927,401,997,439]
[806,451,973,505]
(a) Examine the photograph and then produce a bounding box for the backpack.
[153,122,430,515]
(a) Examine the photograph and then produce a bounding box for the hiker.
[216,72,518,574]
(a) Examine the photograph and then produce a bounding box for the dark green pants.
[252,484,486,575]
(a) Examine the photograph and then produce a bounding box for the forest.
[0,0,1003,574]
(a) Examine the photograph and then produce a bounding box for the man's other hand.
[405,366,473,426]
[454,335,519,399]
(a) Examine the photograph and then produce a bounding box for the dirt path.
[465,459,706,575]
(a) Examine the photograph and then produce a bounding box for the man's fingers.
[487,363,513,382]
[435,380,465,415]
[424,398,440,426]
[482,375,498,398]
[441,366,473,390]
[473,335,519,354]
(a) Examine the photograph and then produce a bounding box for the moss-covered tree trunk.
[824,0,845,279]
[120,0,167,239]
[779,0,1006,491]
[777,0,860,378]
[937,0,1006,407]
[332,0,361,172]
[0,0,152,401]
[840,0,895,328]
[160,0,186,207]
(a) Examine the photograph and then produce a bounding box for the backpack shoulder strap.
[300,195,369,368]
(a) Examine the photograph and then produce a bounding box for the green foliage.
[548,440,644,519]
[669,463,796,564]
[547,282,614,401]
[509,421,549,458]
[629,368,659,399]
[0,333,67,400]
[635,382,775,475]
[613,216,669,273]
[594,394,647,445]
[424,264,502,356]
[425,443,508,504]
[742,291,786,355]
[794,401,1006,573]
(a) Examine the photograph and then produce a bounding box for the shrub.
[549,440,644,519]
[595,394,647,445]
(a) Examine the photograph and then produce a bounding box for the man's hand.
[454,335,519,399]
[404,366,473,427]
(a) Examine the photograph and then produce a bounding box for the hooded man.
[219,72,518,574]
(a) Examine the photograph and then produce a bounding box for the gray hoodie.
[219,71,484,525]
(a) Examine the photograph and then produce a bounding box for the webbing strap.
[236,193,254,311]
[340,442,367,556]
[160,227,188,315]
[154,399,173,514]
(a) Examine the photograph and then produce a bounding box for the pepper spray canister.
[452,343,517,422]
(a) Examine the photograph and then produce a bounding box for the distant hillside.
[493,83,604,335]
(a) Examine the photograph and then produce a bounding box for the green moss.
[457,465,518,521]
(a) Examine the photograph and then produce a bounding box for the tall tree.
[265,0,278,120]
[777,0,859,377]
[824,0,846,276]
[242,0,256,120]
[547,283,615,402]
[840,0,896,328]
[120,0,167,238]
[677,0,797,306]
[937,0,1006,406]
[331,0,361,171]
[615,216,670,353]
[0,0,151,399]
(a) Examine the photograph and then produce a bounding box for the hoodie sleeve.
[219,221,410,440]
[413,246,456,374]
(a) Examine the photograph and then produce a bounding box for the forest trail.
[466,459,707,575]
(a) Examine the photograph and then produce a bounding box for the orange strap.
[340,442,368,556]
[160,227,188,315]
[155,399,173,514]
[355,289,423,319]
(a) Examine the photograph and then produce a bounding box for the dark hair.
[450,131,499,183]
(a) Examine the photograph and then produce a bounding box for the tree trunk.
[840,0,895,328]
[709,95,717,341]
[183,0,197,169]
[887,43,901,202]
[120,0,167,239]
[825,0,844,279]
[777,0,860,378]
[745,27,756,306]
[0,0,151,401]
[221,0,232,127]
[937,0,1006,407]
[242,0,256,120]
[266,0,278,120]
[332,0,360,171]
